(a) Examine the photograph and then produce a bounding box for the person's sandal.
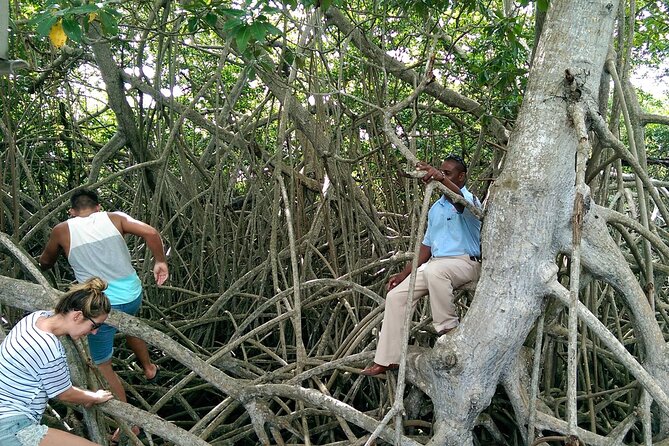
[146,364,160,383]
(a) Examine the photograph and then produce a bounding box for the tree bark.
[414,1,621,443]
[88,24,156,190]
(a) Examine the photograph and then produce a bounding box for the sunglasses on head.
[445,153,467,172]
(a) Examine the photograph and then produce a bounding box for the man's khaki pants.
[373,255,481,366]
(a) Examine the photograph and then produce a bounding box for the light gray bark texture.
[411,1,621,444]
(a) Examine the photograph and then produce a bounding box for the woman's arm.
[56,386,114,408]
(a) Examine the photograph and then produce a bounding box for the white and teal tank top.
[68,212,142,304]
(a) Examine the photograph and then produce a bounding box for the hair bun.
[55,276,111,316]
[86,277,108,293]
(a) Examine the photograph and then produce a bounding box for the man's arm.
[416,161,466,212]
[39,223,67,270]
[416,162,464,195]
[387,243,432,291]
[109,212,169,285]
[56,386,114,408]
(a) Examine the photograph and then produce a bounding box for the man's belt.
[469,255,482,262]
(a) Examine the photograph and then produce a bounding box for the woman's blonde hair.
[54,277,111,318]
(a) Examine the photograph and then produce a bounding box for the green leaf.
[204,12,219,28]
[262,5,282,14]
[537,0,549,12]
[102,7,122,19]
[223,17,243,32]
[98,10,119,35]
[62,17,83,42]
[218,8,246,18]
[264,23,281,36]
[249,22,266,41]
[68,5,99,15]
[36,15,59,37]
[27,12,45,26]
[414,2,428,19]
[236,26,252,53]
[283,48,295,65]
[257,54,274,72]
[187,16,199,33]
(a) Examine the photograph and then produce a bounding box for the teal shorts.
[87,294,142,365]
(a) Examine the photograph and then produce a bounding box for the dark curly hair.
[70,189,100,210]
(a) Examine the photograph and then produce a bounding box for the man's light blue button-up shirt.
[422,186,481,257]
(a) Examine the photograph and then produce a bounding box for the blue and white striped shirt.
[0,311,72,422]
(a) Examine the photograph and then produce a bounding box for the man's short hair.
[70,189,99,210]
[445,153,467,173]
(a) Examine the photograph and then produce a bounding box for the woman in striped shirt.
[0,277,114,446]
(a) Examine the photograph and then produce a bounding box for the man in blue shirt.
[362,155,482,376]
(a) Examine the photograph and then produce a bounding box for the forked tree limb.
[543,273,669,415]
[577,206,666,352]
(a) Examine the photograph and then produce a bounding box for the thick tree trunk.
[414,1,621,443]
